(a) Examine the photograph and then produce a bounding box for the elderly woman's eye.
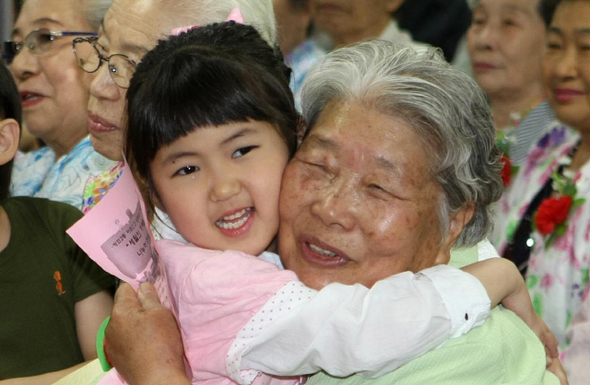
[369,183,387,192]
[502,18,517,27]
[174,165,199,176]
[472,16,485,26]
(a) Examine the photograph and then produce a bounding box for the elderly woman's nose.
[472,24,497,50]
[10,50,40,81]
[310,179,357,230]
[89,63,121,101]
[552,48,578,79]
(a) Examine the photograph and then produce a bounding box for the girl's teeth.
[224,208,249,221]
[216,208,251,229]
[217,215,248,229]
[309,244,337,257]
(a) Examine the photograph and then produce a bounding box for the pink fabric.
[170,8,244,36]
[562,293,590,385]
[159,240,299,384]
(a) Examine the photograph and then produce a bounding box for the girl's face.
[543,0,590,132]
[150,120,290,256]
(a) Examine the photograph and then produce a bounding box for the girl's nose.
[210,177,242,202]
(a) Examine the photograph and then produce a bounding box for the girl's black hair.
[0,64,22,201]
[126,22,299,185]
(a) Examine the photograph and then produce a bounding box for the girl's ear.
[0,119,20,166]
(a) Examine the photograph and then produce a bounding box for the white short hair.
[84,0,276,43]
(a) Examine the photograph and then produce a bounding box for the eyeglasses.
[2,28,97,64]
[72,37,137,89]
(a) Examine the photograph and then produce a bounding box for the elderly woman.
[511,0,590,382]
[73,0,276,214]
[468,0,579,272]
[310,0,424,51]
[7,0,117,210]
[104,41,564,384]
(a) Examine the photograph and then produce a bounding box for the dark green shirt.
[0,197,116,379]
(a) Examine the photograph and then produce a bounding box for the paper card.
[67,161,174,313]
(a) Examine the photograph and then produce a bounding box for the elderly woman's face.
[278,102,456,290]
[311,0,401,46]
[543,0,590,132]
[86,0,167,161]
[10,0,94,154]
[467,0,546,100]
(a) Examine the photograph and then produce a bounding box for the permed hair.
[300,41,503,247]
[0,64,22,201]
[126,22,298,189]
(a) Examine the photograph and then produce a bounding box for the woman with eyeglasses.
[6,0,118,210]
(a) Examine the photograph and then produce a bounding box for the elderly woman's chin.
[88,127,125,161]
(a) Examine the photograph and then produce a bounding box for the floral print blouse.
[492,122,589,352]
[491,124,579,257]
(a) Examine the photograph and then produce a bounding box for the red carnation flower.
[535,196,573,235]
[500,154,512,187]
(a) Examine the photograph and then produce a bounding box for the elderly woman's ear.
[0,119,20,166]
[435,202,476,265]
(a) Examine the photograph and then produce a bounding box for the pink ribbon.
[170,8,244,36]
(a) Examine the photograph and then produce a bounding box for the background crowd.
[0,0,588,384]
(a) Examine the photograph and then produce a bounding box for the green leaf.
[574,198,586,207]
[545,233,557,248]
[533,293,544,316]
[527,275,539,289]
[555,223,568,236]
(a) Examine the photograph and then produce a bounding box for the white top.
[231,240,494,383]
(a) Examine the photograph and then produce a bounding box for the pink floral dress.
[527,157,590,347]
[490,124,579,257]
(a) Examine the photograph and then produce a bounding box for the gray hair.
[82,0,113,30]
[161,0,276,44]
[300,40,503,247]
[82,0,277,44]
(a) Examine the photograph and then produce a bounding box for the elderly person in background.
[104,41,565,385]
[468,0,578,272]
[273,0,325,110]
[310,0,425,51]
[73,0,277,214]
[513,0,590,382]
[6,0,117,210]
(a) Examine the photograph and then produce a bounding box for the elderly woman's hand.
[547,356,569,385]
[105,283,190,385]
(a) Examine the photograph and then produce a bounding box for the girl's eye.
[547,42,562,50]
[174,165,199,176]
[232,146,257,158]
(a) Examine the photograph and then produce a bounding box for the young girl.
[102,22,552,385]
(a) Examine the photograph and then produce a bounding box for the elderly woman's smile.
[278,101,458,290]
